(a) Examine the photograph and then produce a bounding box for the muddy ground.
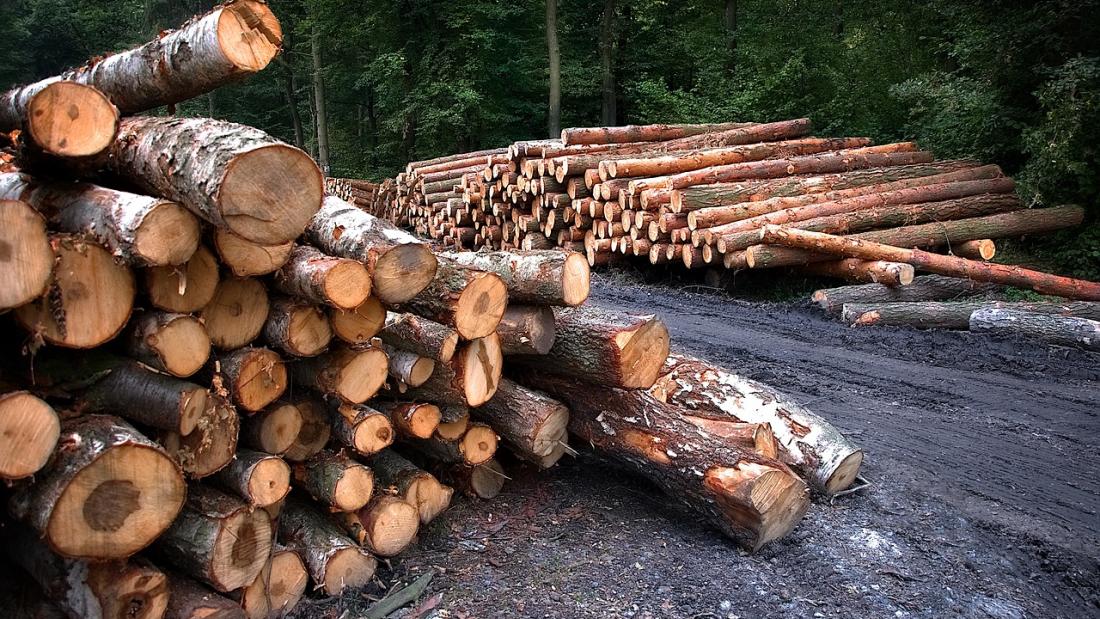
[296,272,1100,619]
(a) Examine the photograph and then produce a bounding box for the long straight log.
[841,300,1100,329]
[379,311,459,363]
[440,249,590,306]
[561,121,754,146]
[812,274,1002,313]
[802,259,915,287]
[970,308,1100,350]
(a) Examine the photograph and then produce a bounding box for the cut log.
[239,401,303,456]
[107,116,320,245]
[153,486,272,593]
[756,223,1100,300]
[213,449,291,508]
[952,239,997,261]
[649,355,863,495]
[81,362,208,435]
[403,334,503,407]
[161,398,240,479]
[14,235,135,349]
[274,245,371,310]
[518,372,810,551]
[3,524,168,619]
[435,406,470,440]
[604,138,871,179]
[306,196,438,304]
[330,297,386,345]
[515,306,670,389]
[290,345,388,404]
[128,311,211,377]
[201,277,270,350]
[339,494,420,557]
[0,199,53,310]
[379,311,459,362]
[496,305,556,355]
[446,459,506,499]
[561,121,753,146]
[213,229,294,277]
[473,378,568,465]
[278,499,377,596]
[293,450,375,512]
[164,574,244,619]
[217,347,287,413]
[10,415,186,560]
[0,81,118,158]
[374,401,441,440]
[380,345,436,389]
[401,422,498,467]
[281,398,332,462]
[0,391,59,481]
[971,307,1100,350]
[802,259,915,287]
[145,245,220,313]
[263,297,333,358]
[812,274,1001,313]
[0,173,199,266]
[229,559,269,619]
[368,450,453,524]
[267,548,308,617]
[400,258,508,340]
[328,402,395,457]
[841,300,1100,329]
[441,249,590,306]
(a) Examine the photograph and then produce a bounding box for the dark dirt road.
[296,272,1100,619]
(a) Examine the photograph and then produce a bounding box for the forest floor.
[293,271,1100,619]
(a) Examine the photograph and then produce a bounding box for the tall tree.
[724,0,738,77]
[546,0,561,137]
[600,0,617,125]
[310,26,331,174]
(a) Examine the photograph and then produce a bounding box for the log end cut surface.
[247,456,291,507]
[335,465,375,512]
[218,0,283,72]
[321,548,376,596]
[211,508,272,591]
[330,297,385,345]
[461,425,499,467]
[323,260,372,310]
[148,314,211,378]
[268,550,308,616]
[707,464,810,551]
[406,475,453,524]
[27,81,118,157]
[232,348,288,412]
[0,200,52,310]
[0,392,59,480]
[825,450,865,496]
[373,244,439,304]
[617,318,671,389]
[134,201,201,266]
[454,273,508,339]
[562,252,592,306]
[463,334,503,407]
[364,497,419,557]
[219,144,322,245]
[337,348,389,404]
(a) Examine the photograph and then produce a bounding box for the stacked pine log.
[325,177,395,218]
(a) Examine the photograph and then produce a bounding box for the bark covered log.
[970,308,1100,350]
[274,245,371,310]
[812,274,1001,313]
[802,259,915,287]
[399,257,508,340]
[278,499,377,596]
[160,398,240,479]
[368,450,453,524]
[128,311,211,377]
[379,345,436,389]
[379,311,460,362]
[213,449,291,508]
[440,249,591,306]
[841,300,1100,329]
[473,378,569,465]
[293,449,374,512]
[0,80,118,158]
[374,400,441,440]
[328,402,394,457]
[290,344,388,404]
[496,305,556,355]
[81,361,209,435]
[263,296,333,358]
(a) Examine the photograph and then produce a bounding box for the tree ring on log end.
[133,201,201,267]
[352,413,393,455]
[321,548,375,596]
[246,456,291,507]
[219,144,322,245]
[214,508,271,590]
[615,317,670,389]
[562,251,592,306]
[0,392,59,480]
[367,498,419,556]
[824,450,864,495]
[460,425,498,466]
[27,82,118,157]
[453,273,508,339]
[335,348,387,404]
[322,260,371,309]
[218,0,283,72]
[372,244,438,304]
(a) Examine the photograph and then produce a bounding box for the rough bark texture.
[82,361,209,435]
[496,305,556,355]
[10,415,186,560]
[444,459,507,499]
[0,391,59,481]
[106,116,322,245]
[213,449,291,507]
[281,398,331,462]
[263,296,333,358]
[274,245,371,309]
[812,274,1001,313]
[399,257,508,340]
[606,138,870,180]
[380,345,436,389]
[127,311,211,377]
[473,378,569,465]
[0,199,53,311]
[368,450,454,524]
[441,249,590,306]
[841,300,1100,329]
[145,245,220,314]
[278,499,377,596]
[970,308,1100,350]
[0,172,200,266]
[293,449,375,512]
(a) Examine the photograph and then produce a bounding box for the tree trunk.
[277,500,377,596]
[216,347,287,413]
[842,300,1100,329]
[213,229,294,277]
[473,378,569,466]
[128,311,211,377]
[263,296,333,358]
[160,398,240,479]
[306,196,438,304]
[310,29,331,174]
[82,362,209,435]
[330,297,386,345]
[403,334,503,407]
[0,172,199,267]
[164,574,244,619]
[368,450,454,524]
[496,305,556,355]
[374,401,442,440]
[290,345,388,404]
[267,548,308,617]
[274,245,371,310]
[802,259,915,287]
[970,308,1100,350]
[812,274,1001,313]
[0,80,118,158]
[724,0,738,76]
[546,0,561,138]
[106,116,322,245]
[440,249,590,306]
[562,121,755,146]
[0,199,53,311]
[328,402,394,456]
[0,391,59,481]
[10,415,186,560]
[200,277,270,350]
[281,398,332,462]
[338,494,420,557]
[599,0,616,125]
[516,371,810,551]
[213,449,291,508]
[281,54,305,150]
[399,257,508,339]
[400,422,498,467]
[144,245,220,314]
[293,450,375,512]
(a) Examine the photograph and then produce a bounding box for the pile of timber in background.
[325,176,395,217]
[0,3,866,618]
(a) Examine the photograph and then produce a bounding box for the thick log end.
[372,243,439,305]
[218,0,283,72]
[27,81,119,157]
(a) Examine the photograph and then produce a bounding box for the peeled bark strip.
[516,306,670,389]
[290,345,388,404]
[263,296,333,358]
[128,311,211,377]
[441,249,590,306]
[153,486,272,593]
[812,274,1001,313]
[201,277,270,350]
[82,362,208,435]
[0,80,118,157]
[474,378,568,464]
[306,196,438,304]
[14,235,135,349]
[281,398,332,462]
[0,199,53,310]
[374,401,442,440]
[340,494,420,557]
[802,259,915,287]
[10,415,186,560]
[404,333,503,407]
[329,402,395,456]
[145,245,220,313]
[278,499,378,596]
[0,392,58,481]
[368,450,453,524]
[267,549,308,617]
[3,523,169,619]
[213,229,294,277]
[402,422,498,467]
[756,224,1100,300]
[274,245,371,309]
[379,311,459,362]
[649,355,863,495]
[239,401,303,455]
[214,449,291,507]
[107,116,322,245]
[381,345,436,389]
[841,300,1100,329]
[293,449,375,512]
[561,121,753,146]
[164,574,244,619]
[496,305,556,355]
[519,372,810,551]
[217,347,287,413]
[330,297,386,345]
[446,459,507,499]
[0,173,200,266]
[970,308,1100,350]
[400,258,508,340]
[161,398,240,479]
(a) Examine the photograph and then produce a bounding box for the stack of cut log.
[325,177,395,218]
[384,119,1100,305]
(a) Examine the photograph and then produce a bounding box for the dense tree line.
[0,0,1097,274]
